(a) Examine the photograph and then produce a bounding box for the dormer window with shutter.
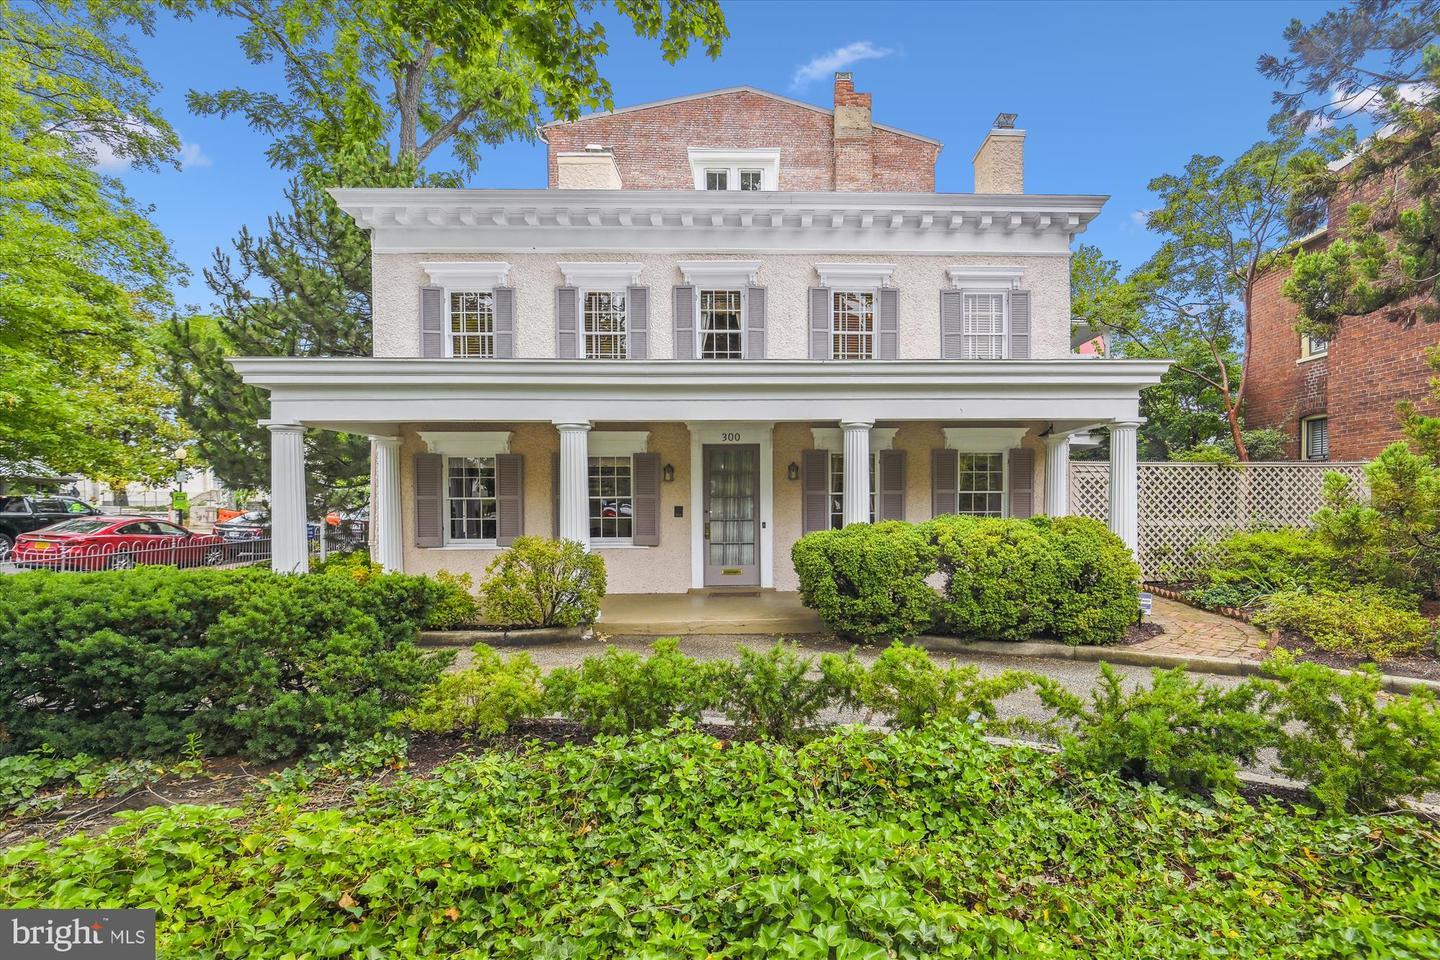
[941,266,1031,360]
[419,263,514,359]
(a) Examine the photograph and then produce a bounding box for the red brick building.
[1244,160,1439,462]
[540,74,942,192]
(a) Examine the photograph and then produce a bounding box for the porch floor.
[597,590,825,636]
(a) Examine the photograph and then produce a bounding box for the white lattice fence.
[1069,461,1369,578]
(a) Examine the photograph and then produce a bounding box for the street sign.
[169,491,189,512]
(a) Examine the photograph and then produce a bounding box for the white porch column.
[1043,433,1071,517]
[371,435,403,572]
[267,422,308,573]
[1108,419,1140,554]
[555,420,591,548]
[840,419,874,526]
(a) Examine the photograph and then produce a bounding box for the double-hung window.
[689,149,779,191]
[588,456,633,540]
[1301,334,1329,360]
[583,290,627,359]
[955,453,1005,516]
[832,291,875,360]
[826,453,877,528]
[448,291,495,358]
[962,293,1007,359]
[703,166,764,190]
[699,289,744,359]
[446,456,497,541]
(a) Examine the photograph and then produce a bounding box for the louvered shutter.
[631,452,660,546]
[877,288,899,359]
[414,453,444,546]
[492,286,515,359]
[931,449,958,517]
[495,453,524,546]
[801,449,831,534]
[877,449,906,521]
[672,285,695,359]
[940,290,963,359]
[1009,447,1035,519]
[555,286,579,358]
[746,285,767,359]
[420,286,445,358]
[1009,289,1032,359]
[808,287,831,359]
[627,285,649,360]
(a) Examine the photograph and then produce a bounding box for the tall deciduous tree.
[0,0,187,486]
[159,0,728,508]
[1261,0,1440,339]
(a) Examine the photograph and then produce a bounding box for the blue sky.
[110,0,1321,311]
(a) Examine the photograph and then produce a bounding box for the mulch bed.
[1266,630,1440,682]
[1117,621,1165,646]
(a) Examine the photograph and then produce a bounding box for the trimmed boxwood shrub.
[791,521,937,643]
[1043,516,1143,646]
[0,565,450,761]
[924,516,1060,641]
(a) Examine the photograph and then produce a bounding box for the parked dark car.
[0,495,102,563]
[213,510,368,560]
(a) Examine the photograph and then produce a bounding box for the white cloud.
[81,124,210,172]
[1312,81,1434,130]
[177,140,211,170]
[790,41,894,91]
[1130,208,1154,228]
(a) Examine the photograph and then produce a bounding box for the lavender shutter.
[631,452,660,546]
[420,285,445,358]
[877,288,899,359]
[555,286,579,358]
[931,449,958,517]
[877,449,906,521]
[672,284,695,359]
[1009,289,1032,359]
[495,453,524,546]
[1009,447,1035,518]
[808,287,831,360]
[414,453,444,546]
[626,285,649,360]
[746,285,767,359]
[801,448,831,533]
[940,290,964,359]
[492,286,515,359]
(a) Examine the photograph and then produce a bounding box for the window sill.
[590,540,645,549]
[432,542,501,550]
[1296,353,1328,365]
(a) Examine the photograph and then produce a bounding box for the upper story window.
[699,289,744,358]
[688,148,780,191]
[962,293,1006,359]
[449,292,495,358]
[583,291,627,359]
[1301,334,1329,360]
[832,291,875,360]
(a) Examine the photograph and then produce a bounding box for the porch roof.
[231,357,1170,434]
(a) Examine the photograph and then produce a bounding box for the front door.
[703,443,760,586]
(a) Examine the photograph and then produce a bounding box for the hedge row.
[0,566,451,760]
[792,515,1140,645]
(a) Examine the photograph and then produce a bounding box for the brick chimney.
[973,113,1024,193]
[832,72,874,191]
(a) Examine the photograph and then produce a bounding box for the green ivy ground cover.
[3,724,1437,959]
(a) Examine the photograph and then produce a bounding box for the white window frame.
[826,451,878,528]
[830,289,877,361]
[1299,334,1329,362]
[953,451,1008,517]
[688,148,780,191]
[444,290,496,359]
[586,431,649,547]
[421,262,512,361]
[1301,415,1330,462]
[443,454,499,545]
[961,291,1010,360]
[696,287,747,360]
[580,287,628,360]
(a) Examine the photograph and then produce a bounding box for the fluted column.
[267,422,308,573]
[555,420,592,549]
[1108,419,1141,554]
[371,435,403,572]
[1043,433,1071,517]
[840,419,874,526]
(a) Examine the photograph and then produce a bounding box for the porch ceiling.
[230,357,1170,430]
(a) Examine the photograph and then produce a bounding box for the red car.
[11,517,228,571]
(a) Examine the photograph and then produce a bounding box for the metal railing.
[6,535,267,574]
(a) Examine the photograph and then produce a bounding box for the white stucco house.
[231,73,1167,593]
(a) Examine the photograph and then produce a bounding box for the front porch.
[599,590,825,636]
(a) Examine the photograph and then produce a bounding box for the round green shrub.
[1253,587,1433,661]
[1043,516,1142,646]
[791,521,937,643]
[1184,527,1345,611]
[923,516,1060,642]
[479,536,606,628]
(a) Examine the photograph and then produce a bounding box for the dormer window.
[689,148,779,191]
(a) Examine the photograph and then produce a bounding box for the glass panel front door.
[703,444,759,585]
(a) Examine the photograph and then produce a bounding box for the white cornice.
[420,430,511,457]
[328,188,1104,255]
[421,261,511,288]
[557,261,643,287]
[677,260,762,286]
[815,262,896,288]
[948,265,1024,290]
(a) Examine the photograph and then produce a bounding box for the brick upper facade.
[1244,158,1439,462]
[542,76,940,192]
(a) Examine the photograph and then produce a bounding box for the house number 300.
[720,432,742,442]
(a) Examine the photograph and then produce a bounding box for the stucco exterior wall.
[973,132,1025,194]
[373,251,1072,361]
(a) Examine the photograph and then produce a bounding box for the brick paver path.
[1140,597,1268,661]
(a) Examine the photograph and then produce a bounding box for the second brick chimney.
[832,72,874,191]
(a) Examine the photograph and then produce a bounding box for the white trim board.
[421,261,511,288]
